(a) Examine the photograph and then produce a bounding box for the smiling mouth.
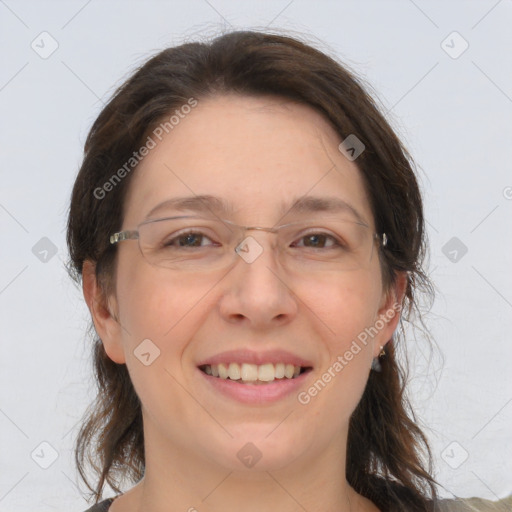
[198,362,312,384]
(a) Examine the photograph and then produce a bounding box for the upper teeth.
[202,362,302,382]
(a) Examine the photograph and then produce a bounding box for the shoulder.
[433,494,512,512]
[81,498,114,512]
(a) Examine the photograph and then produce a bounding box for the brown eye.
[163,231,215,248]
[177,233,207,247]
[294,232,341,249]
[301,234,323,248]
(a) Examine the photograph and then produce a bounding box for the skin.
[83,94,406,512]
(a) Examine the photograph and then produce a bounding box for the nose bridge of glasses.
[242,224,284,245]
[226,223,284,266]
[219,219,279,242]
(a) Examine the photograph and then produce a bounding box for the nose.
[217,232,298,328]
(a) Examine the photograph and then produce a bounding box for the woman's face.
[92,94,401,475]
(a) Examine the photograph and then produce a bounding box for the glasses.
[109,215,387,273]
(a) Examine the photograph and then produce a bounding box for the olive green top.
[436,494,512,511]
[83,494,512,511]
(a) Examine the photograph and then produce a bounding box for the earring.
[371,345,386,372]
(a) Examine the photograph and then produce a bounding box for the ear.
[82,260,126,364]
[372,271,408,358]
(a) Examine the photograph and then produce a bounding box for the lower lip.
[197,368,312,404]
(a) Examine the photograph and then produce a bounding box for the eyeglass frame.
[108,214,388,267]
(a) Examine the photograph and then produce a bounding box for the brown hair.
[67,30,438,510]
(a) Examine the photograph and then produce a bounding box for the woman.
[67,30,511,511]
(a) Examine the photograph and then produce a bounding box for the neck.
[119,417,367,512]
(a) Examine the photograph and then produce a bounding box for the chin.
[203,427,309,473]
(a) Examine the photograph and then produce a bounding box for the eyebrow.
[144,194,367,225]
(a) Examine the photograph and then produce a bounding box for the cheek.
[294,273,382,414]
[297,271,382,345]
[113,264,208,413]
[116,256,203,335]
[114,258,213,380]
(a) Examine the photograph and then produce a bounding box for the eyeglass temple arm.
[110,230,139,245]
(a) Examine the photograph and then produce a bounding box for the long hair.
[67,30,438,510]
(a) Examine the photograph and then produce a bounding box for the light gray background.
[1,1,511,510]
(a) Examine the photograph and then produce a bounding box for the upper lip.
[197,349,314,368]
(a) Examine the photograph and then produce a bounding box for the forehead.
[123,94,374,227]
